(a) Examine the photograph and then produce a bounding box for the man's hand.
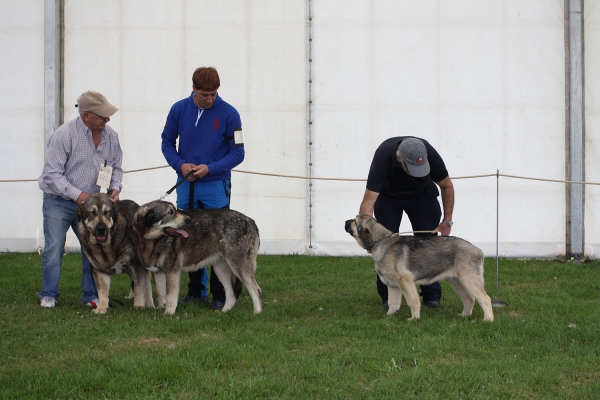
[180,163,198,181]
[180,163,210,181]
[109,190,120,201]
[435,222,451,236]
[191,164,210,179]
[76,192,90,205]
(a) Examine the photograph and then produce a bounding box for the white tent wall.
[310,1,567,258]
[0,1,596,258]
[61,0,309,254]
[0,0,46,252]
[585,2,600,259]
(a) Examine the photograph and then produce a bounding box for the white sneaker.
[85,299,99,309]
[40,296,56,308]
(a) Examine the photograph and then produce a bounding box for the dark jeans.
[373,194,442,303]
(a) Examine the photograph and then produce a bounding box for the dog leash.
[394,230,439,236]
[158,171,195,201]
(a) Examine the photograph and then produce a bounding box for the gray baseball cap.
[399,138,430,177]
[76,91,118,117]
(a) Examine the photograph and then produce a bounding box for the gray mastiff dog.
[134,200,262,315]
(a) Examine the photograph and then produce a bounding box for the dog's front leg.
[141,267,155,308]
[164,270,181,314]
[397,276,421,320]
[152,270,167,308]
[129,267,148,309]
[386,286,403,315]
[92,269,111,314]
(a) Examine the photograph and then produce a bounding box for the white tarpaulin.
[0,0,598,258]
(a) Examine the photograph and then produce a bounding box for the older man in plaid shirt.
[38,91,123,309]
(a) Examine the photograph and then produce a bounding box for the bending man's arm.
[359,189,380,216]
[435,176,454,236]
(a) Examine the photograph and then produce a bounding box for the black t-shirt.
[366,136,449,200]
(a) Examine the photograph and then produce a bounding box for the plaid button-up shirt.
[38,117,123,201]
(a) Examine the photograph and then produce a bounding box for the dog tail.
[491,298,507,308]
[233,277,243,300]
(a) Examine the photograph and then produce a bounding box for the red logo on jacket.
[214,118,219,130]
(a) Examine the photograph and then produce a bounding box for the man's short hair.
[192,67,220,91]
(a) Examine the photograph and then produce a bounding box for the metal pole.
[44,0,62,148]
[306,0,315,254]
[565,0,585,261]
[496,169,499,292]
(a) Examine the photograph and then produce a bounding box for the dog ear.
[76,202,85,221]
[145,210,156,228]
[133,206,147,234]
[111,202,118,225]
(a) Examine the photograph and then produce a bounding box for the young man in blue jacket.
[161,67,244,311]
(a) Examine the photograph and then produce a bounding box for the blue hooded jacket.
[161,92,244,182]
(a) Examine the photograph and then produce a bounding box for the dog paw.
[164,308,176,315]
[92,308,108,314]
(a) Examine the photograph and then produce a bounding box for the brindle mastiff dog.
[77,193,165,314]
[345,214,506,321]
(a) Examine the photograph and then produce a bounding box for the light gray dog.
[345,214,506,321]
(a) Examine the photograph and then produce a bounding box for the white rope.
[2,166,600,185]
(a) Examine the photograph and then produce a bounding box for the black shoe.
[179,295,210,305]
[423,300,442,310]
[212,299,226,312]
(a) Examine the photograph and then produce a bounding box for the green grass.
[1,253,599,399]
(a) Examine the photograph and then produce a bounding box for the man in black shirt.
[359,137,455,309]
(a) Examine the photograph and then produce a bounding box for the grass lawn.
[1,253,599,399]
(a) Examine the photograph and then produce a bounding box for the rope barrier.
[2,166,599,185]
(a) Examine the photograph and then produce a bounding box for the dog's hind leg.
[237,270,262,315]
[460,275,494,322]
[212,259,238,312]
[447,277,475,318]
[152,270,167,308]
[92,269,111,314]
[164,270,181,314]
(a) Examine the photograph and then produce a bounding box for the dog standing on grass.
[345,214,506,321]
[133,200,262,315]
[77,193,165,314]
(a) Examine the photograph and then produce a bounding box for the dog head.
[134,201,191,240]
[345,214,380,251]
[77,193,118,245]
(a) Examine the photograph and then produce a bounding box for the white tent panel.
[310,0,565,257]
[1,0,596,258]
[585,1,600,259]
[0,0,45,251]
[61,0,308,254]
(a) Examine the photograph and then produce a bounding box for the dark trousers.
[180,180,230,302]
[186,269,225,301]
[373,194,443,303]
